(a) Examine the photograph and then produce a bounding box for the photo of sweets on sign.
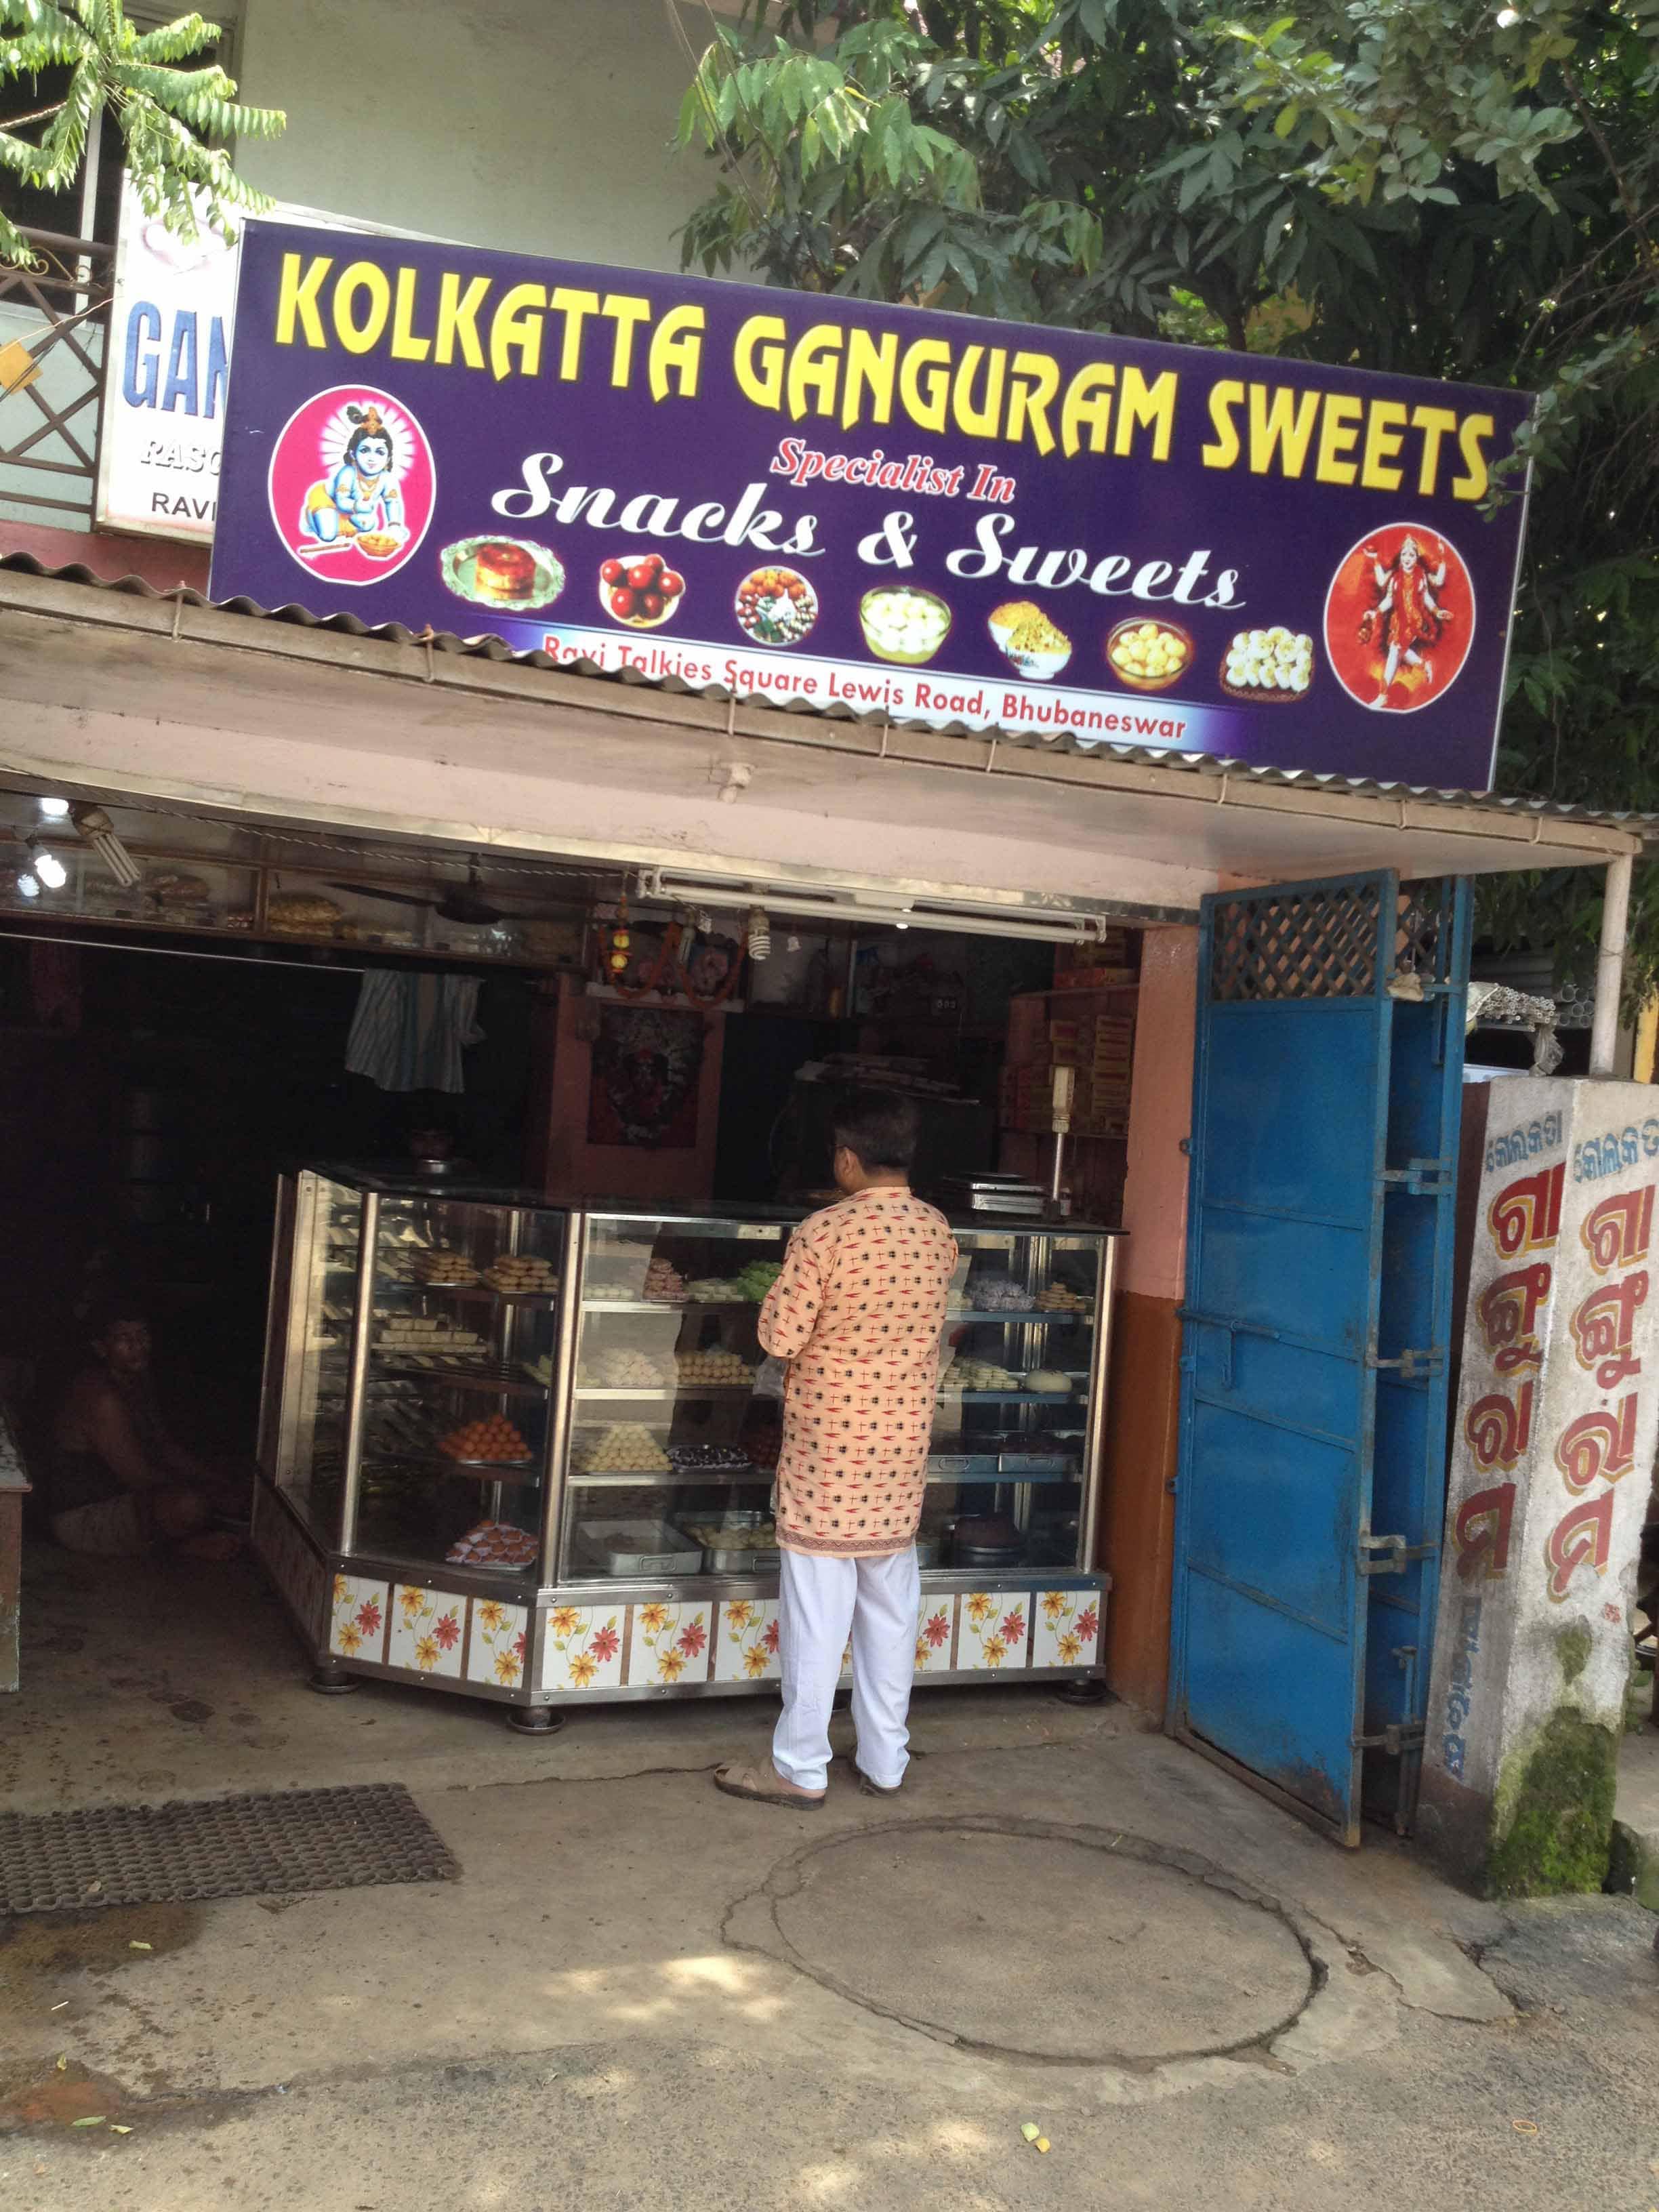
[210,222,1534,787]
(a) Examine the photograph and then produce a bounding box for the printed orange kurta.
[758,1187,958,1559]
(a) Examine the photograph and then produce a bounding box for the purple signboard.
[211,220,1532,787]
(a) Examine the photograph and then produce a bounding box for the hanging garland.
[598,898,746,1010]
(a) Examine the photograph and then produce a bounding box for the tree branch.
[1559,63,1654,266]
[0,100,68,133]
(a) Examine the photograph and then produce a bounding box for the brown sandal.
[855,1768,903,1797]
[714,1761,826,1809]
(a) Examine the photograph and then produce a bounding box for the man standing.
[716,1090,958,1807]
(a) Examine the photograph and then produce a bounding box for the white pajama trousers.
[772,1544,921,1794]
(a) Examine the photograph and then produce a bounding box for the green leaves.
[671,0,1656,973]
[0,0,283,266]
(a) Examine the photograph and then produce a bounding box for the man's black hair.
[83,1294,149,1348]
[832,1086,921,1173]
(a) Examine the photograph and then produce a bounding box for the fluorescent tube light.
[636,869,1109,947]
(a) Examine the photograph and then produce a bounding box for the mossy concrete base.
[1483,1708,1619,1898]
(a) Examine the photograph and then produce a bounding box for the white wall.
[234,0,724,272]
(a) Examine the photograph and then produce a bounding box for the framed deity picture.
[587,1004,705,1149]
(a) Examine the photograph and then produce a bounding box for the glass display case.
[253,1172,1118,1726]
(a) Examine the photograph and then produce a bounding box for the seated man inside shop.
[45,1305,246,1558]
[716,1088,958,1807]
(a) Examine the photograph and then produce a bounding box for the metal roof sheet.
[3,551,1654,845]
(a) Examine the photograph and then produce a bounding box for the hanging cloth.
[346,970,485,1094]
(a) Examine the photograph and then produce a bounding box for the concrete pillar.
[1419,1073,1659,1894]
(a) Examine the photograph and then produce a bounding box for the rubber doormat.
[0,1784,459,1914]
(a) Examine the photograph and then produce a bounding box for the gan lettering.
[122,302,230,419]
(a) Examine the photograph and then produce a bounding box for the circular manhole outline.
[755,1814,1322,2068]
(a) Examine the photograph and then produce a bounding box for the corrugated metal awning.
[0,553,1645,912]
[4,550,1650,840]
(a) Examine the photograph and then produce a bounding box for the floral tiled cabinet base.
[626,1601,714,1687]
[914,1593,958,1675]
[467,1599,529,1690]
[388,1586,466,1679]
[1032,1590,1104,1669]
[328,1574,389,1662]
[714,1598,781,1683]
[543,1603,624,1692]
[958,1590,1031,1672]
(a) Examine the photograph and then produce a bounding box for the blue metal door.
[1168,873,1469,1846]
[1364,878,1471,1832]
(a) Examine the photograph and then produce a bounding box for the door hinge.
[1367,1347,1443,1380]
[1357,1532,1437,1576]
[1351,1720,1426,1755]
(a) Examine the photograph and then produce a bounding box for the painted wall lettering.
[1544,1491,1615,1601]
[1453,1484,1516,1581]
[1569,1273,1648,1389]
[1488,1162,1565,1258]
[1477,1262,1552,1373]
[1580,1186,1655,1274]
[1572,1120,1659,1181]
[1554,1397,1639,1494]
[1465,1380,1534,1471]
[1483,1111,1564,1174]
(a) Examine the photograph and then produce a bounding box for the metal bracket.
[1357,1532,1437,1575]
[1177,1309,1283,1391]
[1368,1347,1444,1380]
[1351,1721,1427,1754]
[1380,1158,1454,1197]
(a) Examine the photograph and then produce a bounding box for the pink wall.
[532,977,727,1204]
[1120,925,1198,1302]
[1,520,209,594]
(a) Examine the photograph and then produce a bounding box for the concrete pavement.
[2,1550,1656,2211]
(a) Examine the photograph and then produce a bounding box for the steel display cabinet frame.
[252,1170,1118,1727]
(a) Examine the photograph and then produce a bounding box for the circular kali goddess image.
[266,385,436,587]
[1324,524,1475,713]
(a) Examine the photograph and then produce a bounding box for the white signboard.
[96,186,441,544]
[94,184,237,540]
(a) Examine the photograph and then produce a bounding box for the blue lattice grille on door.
[1209,883,1384,1002]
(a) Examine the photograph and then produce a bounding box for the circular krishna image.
[266,384,436,587]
